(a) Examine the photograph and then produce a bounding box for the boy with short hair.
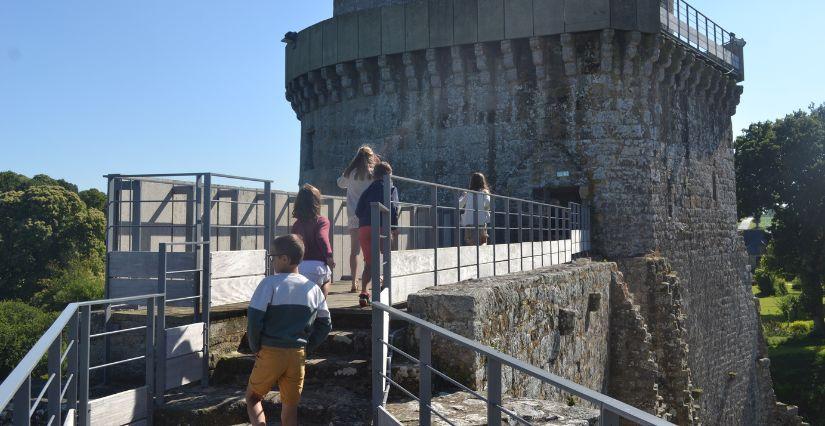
[245,234,332,426]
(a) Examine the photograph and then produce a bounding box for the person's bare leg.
[321,280,330,299]
[245,389,266,426]
[280,403,298,426]
[349,229,360,292]
[361,262,372,294]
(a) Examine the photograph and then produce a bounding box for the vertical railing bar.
[505,199,511,274]
[47,337,61,426]
[201,174,212,387]
[155,244,167,403]
[371,204,382,304]
[382,174,392,304]
[475,192,481,279]
[370,202,385,417]
[78,305,90,426]
[419,328,432,425]
[529,202,535,270]
[487,358,502,426]
[455,197,461,282]
[193,175,202,322]
[264,182,273,272]
[66,309,78,420]
[540,204,545,267]
[145,296,155,424]
[491,197,496,276]
[431,187,438,286]
[517,201,523,272]
[13,375,31,425]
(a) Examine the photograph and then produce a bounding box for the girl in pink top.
[291,184,335,298]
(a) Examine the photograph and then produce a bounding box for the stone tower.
[284,0,775,424]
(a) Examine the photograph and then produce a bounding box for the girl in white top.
[337,146,378,292]
[458,172,492,245]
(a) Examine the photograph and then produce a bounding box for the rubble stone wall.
[407,260,612,401]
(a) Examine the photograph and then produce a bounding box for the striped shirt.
[247,273,331,353]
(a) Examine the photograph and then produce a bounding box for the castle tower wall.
[284,1,771,423]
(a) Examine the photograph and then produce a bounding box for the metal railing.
[0,294,164,426]
[376,175,590,303]
[156,241,210,397]
[367,175,670,424]
[372,301,674,426]
[104,172,273,254]
[659,0,745,79]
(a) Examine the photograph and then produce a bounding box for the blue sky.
[1,0,823,191]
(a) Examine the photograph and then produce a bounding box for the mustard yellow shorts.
[247,346,306,405]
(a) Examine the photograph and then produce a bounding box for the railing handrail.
[391,175,574,211]
[373,301,672,426]
[104,172,273,183]
[0,293,163,413]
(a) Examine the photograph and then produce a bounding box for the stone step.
[313,329,372,356]
[156,383,370,426]
[211,352,371,391]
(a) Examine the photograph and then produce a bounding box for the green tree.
[734,122,779,223]
[31,259,104,311]
[29,174,79,193]
[0,185,106,301]
[735,105,825,335]
[0,301,56,378]
[0,171,30,193]
[79,188,107,211]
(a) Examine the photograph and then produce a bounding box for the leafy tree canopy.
[735,104,825,335]
[79,188,107,211]
[0,185,105,301]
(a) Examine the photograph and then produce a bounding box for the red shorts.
[358,226,373,264]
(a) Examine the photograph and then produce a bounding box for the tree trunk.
[801,272,825,336]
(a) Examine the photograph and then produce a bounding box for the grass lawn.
[753,285,825,424]
[745,211,775,230]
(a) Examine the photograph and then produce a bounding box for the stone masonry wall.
[407,260,612,401]
[616,256,698,424]
[291,28,773,423]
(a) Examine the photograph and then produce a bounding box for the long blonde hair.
[343,146,377,180]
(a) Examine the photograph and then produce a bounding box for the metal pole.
[517,201,523,272]
[13,376,30,425]
[539,204,544,267]
[371,203,382,303]
[487,358,502,426]
[455,196,461,282]
[156,244,168,402]
[103,177,120,387]
[48,338,62,425]
[601,406,621,426]
[491,197,496,276]
[78,305,91,426]
[66,310,79,418]
[505,199,511,274]
[529,202,534,269]
[370,202,385,416]
[145,296,156,424]
[474,192,481,279]
[431,187,438,286]
[202,174,212,387]
[131,179,142,251]
[193,175,202,322]
[382,175,392,303]
[419,328,432,425]
[264,182,273,269]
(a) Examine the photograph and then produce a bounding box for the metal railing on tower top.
[659,0,745,80]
